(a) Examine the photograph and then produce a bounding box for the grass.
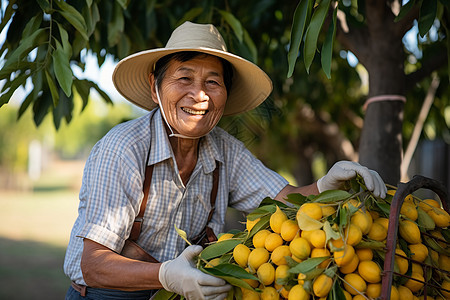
[0,160,82,299]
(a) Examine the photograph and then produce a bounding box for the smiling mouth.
[182,107,207,115]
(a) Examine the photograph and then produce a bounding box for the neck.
[164,123,200,185]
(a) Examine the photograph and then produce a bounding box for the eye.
[178,76,191,82]
[206,79,220,85]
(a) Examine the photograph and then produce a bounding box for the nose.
[191,83,209,102]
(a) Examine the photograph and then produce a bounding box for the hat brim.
[112,47,272,116]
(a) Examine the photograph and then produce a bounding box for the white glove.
[317,161,386,198]
[159,245,232,300]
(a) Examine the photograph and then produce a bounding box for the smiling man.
[63,22,386,300]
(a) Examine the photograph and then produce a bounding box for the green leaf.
[108,2,125,47]
[287,0,313,78]
[53,91,73,129]
[177,7,204,26]
[323,220,340,242]
[330,278,347,300]
[200,266,256,291]
[0,2,15,33]
[219,10,244,42]
[36,0,51,13]
[313,190,352,203]
[288,257,328,274]
[416,207,435,230]
[116,0,128,9]
[53,43,73,97]
[17,91,36,120]
[418,0,437,37]
[22,15,43,41]
[210,263,259,280]
[320,7,337,79]
[57,23,72,58]
[248,215,271,238]
[0,74,28,107]
[56,0,89,40]
[243,29,257,63]
[3,28,46,69]
[200,239,241,260]
[33,91,52,126]
[45,70,59,106]
[374,201,391,216]
[285,193,308,206]
[395,0,416,22]
[174,225,192,246]
[303,0,332,73]
[151,289,177,300]
[90,81,113,104]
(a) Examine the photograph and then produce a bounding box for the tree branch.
[405,52,448,92]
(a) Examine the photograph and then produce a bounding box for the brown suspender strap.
[129,164,154,242]
[207,164,220,223]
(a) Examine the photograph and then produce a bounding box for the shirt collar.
[148,109,224,173]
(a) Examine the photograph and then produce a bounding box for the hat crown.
[166,22,228,52]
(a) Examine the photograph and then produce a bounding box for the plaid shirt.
[63,109,288,285]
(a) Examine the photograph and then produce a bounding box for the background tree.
[0,0,448,186]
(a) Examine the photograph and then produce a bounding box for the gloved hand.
[317,161,387,198]
[159,245,232,300]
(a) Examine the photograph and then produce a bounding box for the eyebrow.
[176,66,222,78]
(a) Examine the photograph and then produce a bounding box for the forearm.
[275,183,319,201]
[81,239,163,291]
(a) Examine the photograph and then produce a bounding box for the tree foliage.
[0,0,449,185]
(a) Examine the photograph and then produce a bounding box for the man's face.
[153,55,228,138]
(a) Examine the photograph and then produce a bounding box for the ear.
[148,73,159,105]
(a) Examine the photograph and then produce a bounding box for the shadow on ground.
[0,237,70,300]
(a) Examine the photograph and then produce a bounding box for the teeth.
[182,107,206,115]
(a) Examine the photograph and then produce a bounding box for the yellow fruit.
[398,286,414,300]
[297,272,306,284]
[301,230,313,244]
[401,202,418,221]
[353,296,366,300]
[205,257,221,268]
[405,194,415,203]
[391,286,400,300]
[343,273,367,295]
[248,248,270,271]
[358,260,381,283]
[344,224,362,246]
[320,203,336,217]
[438,254,450,272]
[399,220,421,244]
[329,237,344,250]
[366,283,381,298]
[344,199,360,209]
[265,233,284,252]
[278,285,290,299]
[217,233,233,241]
[387,190,396,197]
[395,249,409,274]
[288,284,310,300]
[298,202,323,220]
[289,237,311,260]
[370,210,380,220]
[411,263,423,275]
[408,243,428,263]
[243,274,259,288]
[339,254,359,274]
[310,229,327,248]
[367,222,387,241]
[334,244,355,267]
[257,262,275,286]
[275,264,290,282]
[427,207,450,227]
[404,272,424,292]
[247,218,260,232]
[351,210,373,234]
[280,219,299,242]
[430,249,439,264]
[441,281,450,298]
[261,286,279,300]
[241,288,261,300]
[271,245,291,266]
[270,206,288,234]
[355,248,373,261]
[310,248,331,269]
[313,274,333,297]
[342,290,352,300]
[233,244,251,267]
[374,217,389,232]
[253,230,271,248]
[418,199,440,212]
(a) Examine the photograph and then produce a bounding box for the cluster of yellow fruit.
[196,184,450,300]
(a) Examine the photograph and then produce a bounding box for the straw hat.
[112,21,272,116]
